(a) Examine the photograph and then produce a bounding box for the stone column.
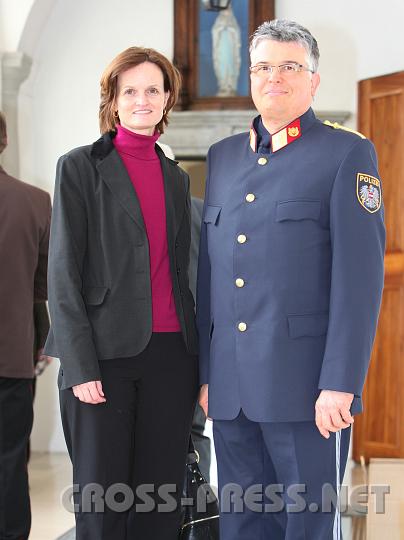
[0,51,32,177]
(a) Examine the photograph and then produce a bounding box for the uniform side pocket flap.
[288,312,328,338]
[276,200,321,222]
[83,286,109,306]
[203,205,222,225]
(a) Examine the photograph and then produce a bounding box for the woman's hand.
[72,380,106,404]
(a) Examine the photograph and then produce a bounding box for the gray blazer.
[45,132,198,389]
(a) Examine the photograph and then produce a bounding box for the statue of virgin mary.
[211,5,241,97]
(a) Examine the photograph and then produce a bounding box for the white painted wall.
[0,0,35,50]
[8,0,404,451]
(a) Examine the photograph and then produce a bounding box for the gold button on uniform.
[238,322,247,332]
[237,234,247,244]
[235,278,245,288]
[258,157,267,166]
[245,193,256,203]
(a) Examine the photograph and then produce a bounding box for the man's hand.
[315,390,354,438]
[72,380,106,404]
[199,384,209,418]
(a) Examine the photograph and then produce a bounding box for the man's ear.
[311,73,320,97]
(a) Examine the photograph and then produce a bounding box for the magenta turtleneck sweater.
[113,124,181,332]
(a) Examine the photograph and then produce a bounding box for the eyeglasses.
[249,62,315,77]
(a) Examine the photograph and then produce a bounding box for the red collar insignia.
[249,118,302,153]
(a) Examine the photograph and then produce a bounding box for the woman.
[44,47,199,539]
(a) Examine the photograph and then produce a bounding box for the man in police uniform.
[197,19,385,539]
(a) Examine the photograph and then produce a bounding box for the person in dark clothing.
[0,110,51,540]
[44,48,198,540]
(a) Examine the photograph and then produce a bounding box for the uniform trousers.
[0,377,33,540]
[213,410,351,540]
[60,333,198,540]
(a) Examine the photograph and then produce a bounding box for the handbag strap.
[187,436,200,464]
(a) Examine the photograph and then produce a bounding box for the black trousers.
[0,377,33,540]
[60,333,198,540]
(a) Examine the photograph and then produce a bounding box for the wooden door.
[353,72,404,461]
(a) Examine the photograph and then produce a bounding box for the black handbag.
[179,439,220,539]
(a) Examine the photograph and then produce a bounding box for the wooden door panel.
[357,286,403,457]
[353,72,404,461]
[369,93,403,252]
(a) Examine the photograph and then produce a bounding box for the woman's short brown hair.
[99,47,181,135]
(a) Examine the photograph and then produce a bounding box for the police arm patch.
[356,173,382,213]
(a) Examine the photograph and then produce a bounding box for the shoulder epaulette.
[323,120,366,139]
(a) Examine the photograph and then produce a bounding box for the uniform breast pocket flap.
[83,286,109,306]
[203,205,222,226]
[276,200,321,222]
[288,312,329,339]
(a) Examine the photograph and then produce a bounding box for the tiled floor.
[28,451,368,540]
[29,452,75,540]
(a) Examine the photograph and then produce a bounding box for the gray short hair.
[250,19,320,73]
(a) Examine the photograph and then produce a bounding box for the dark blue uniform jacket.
[197,108,385,422]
